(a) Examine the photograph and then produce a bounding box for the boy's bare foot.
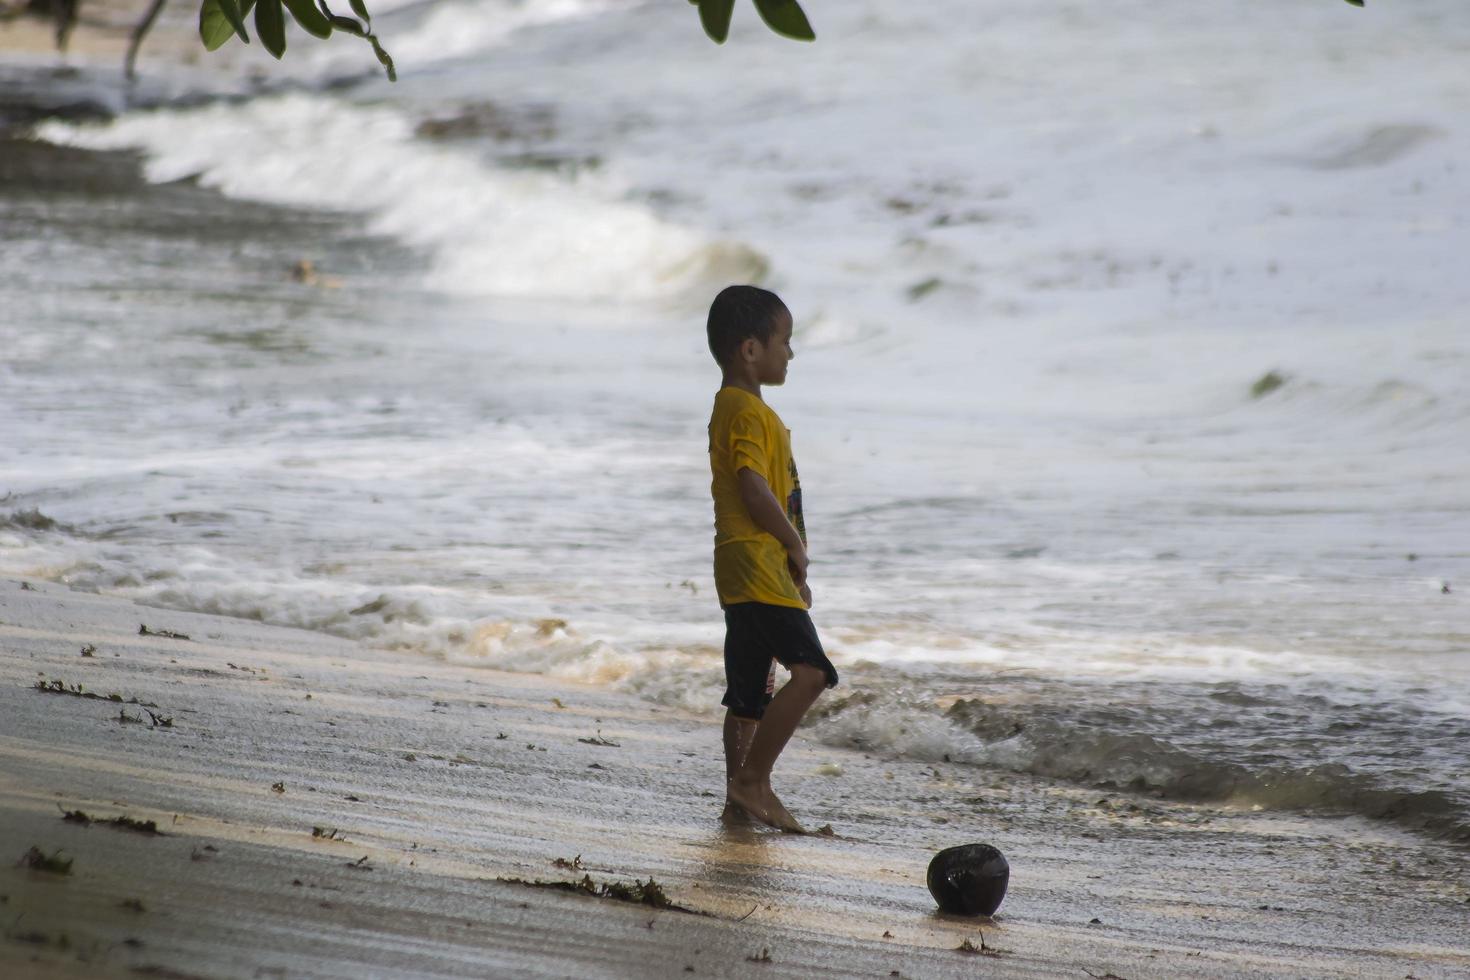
[720,798,752,824]
[728,776,806,833]
[765,792,806,834]
[725,777,774,827]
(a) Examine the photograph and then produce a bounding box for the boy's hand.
[798,582,813,608]
[736,468,811,597]
[786,544,809,588]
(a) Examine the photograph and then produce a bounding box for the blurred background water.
[3,0,1468,838]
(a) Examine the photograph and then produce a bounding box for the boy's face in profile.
[749,309,794,386]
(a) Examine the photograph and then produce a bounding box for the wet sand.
[2,578,1467,978]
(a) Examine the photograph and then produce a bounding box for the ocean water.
[4,0,1468,838]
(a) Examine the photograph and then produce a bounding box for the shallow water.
[3,0,1468,838]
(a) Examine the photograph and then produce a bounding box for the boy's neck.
[721,371,763,400]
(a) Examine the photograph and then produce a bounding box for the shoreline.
[3,578,1467,977]
[5,4,1469,974]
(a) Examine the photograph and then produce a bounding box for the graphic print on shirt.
[787,457,806,546]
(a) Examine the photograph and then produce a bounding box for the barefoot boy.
[706,285,838,833]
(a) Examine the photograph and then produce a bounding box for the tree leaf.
[223,0,254,41]
[199,0,250,49]
[369,33,396,82]
[349,0,370,24]
[328,13,366,36]
[255,0,286,57]
[698,0,734,44]
[284,0,333,38]
[199,0,236,50]
[752,0,814,41]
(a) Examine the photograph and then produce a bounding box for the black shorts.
[721,601,839,721]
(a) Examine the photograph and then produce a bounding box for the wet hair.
[706,285,788,368]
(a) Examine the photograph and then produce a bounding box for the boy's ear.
[739,337,760,363]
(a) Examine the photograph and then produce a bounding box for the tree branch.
[125,0,167,81]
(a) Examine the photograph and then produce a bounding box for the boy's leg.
[723,710,758,781]
[721,652,775,819]
[721,710,758,820]
[727,663,828,832]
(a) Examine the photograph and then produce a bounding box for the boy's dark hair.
[707,285,788,367]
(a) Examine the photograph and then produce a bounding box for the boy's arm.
[736,467,809,588]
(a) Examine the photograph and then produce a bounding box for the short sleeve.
[729,409,769,481]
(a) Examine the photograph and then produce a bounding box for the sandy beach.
[5,0,1470,975]
[1,578,1466,978]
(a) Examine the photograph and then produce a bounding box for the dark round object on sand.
[927,843,1009,916]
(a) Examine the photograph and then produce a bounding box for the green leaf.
[284,0,333,38]
[752,0,814,41]
[368,33,396,82]
[1343,0,1364,6]
[199,0,250,49]
[328,13,366,36]
[199,0,236,49]
[698,0,734,44]
[349,0,370,24]
[255,0,286,57]
[225,0,255,40]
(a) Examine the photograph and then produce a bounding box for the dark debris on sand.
[60,808,164,835]
[496,873,702,915]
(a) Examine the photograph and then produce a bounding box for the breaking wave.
[691,660,1470,845]
[36,92,765,303]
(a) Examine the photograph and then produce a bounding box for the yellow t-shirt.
[708,386,807,609]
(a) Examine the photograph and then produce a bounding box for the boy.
[706,284,838,833]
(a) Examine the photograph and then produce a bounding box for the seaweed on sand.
[35,678,107,699]
[59,808,164,835]
[19,847,73,875]
[33,679,164,719]
[496,873,701,914]
[113,815,163,835]
[600,878,672,906]
[139,624,191,640]
[955,929,1007,957]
